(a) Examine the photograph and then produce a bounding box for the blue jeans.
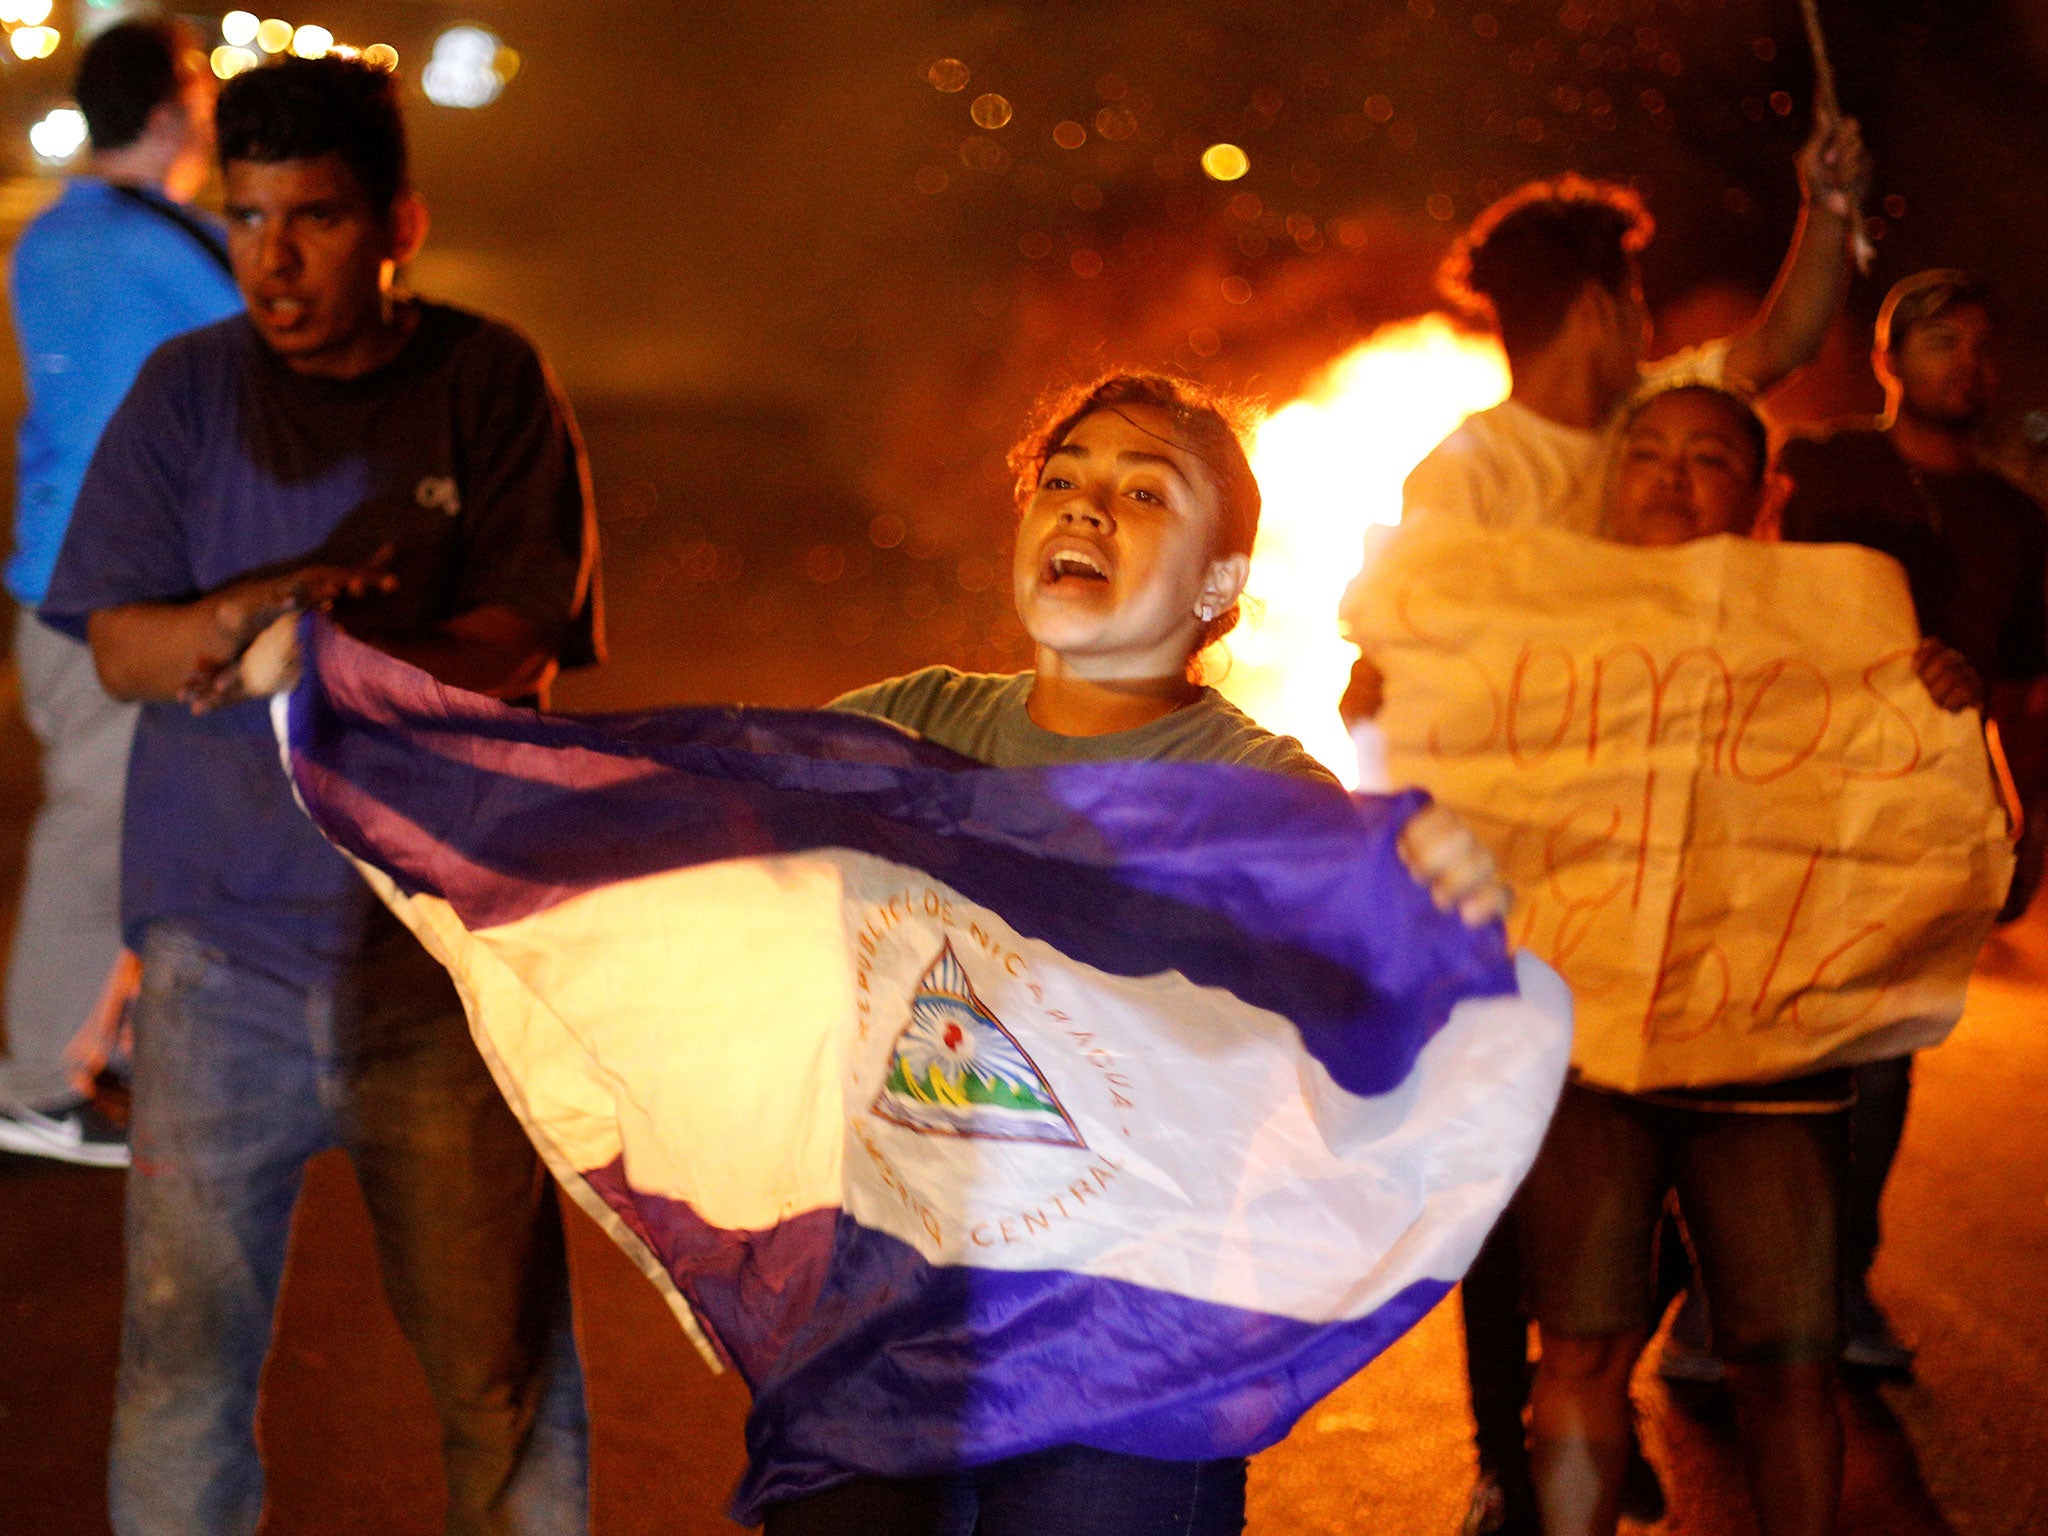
[111,920,588,1536]
[762,1445,1249,1535]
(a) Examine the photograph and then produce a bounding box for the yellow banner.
[1346,523,2014,1093]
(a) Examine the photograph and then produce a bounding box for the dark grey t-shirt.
[829,666,1338,784]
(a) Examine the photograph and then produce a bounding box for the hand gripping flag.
[278,618,1571,1521]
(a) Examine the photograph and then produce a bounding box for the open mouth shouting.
[1040,539,1113,588]
[256,292,311,330]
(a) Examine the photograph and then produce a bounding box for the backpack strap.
[109,183,233,278]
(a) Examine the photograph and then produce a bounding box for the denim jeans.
[110,919,588,1536]
[762,1445,1249,1536]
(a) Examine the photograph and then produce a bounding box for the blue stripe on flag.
[584,1162,1451,1523]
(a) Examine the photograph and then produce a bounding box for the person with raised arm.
[1337,112,1873,1536]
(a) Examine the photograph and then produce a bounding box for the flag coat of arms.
[278,619,1572,1520]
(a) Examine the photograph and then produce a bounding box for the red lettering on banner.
[1730,659,1832,784]
[1644,943,1732,1044]
[1508,645,1578,767]
[1841,649,1925,781]
[1589,645,1736,769]
[1630,769,1657,911]
[1752,847,1824,1013]
[1379,579,1988,1066]
[1639,874,1732,1044]
[1398,585,1502,756]
[1788,923,1904,1034]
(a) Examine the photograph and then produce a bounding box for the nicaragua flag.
[278,618,1571,1522]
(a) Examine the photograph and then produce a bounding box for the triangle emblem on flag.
[870,938,1087,1149]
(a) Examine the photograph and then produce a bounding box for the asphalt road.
[4,897,2045,1534]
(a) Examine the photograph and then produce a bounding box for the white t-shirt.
[1396,339,1732,537]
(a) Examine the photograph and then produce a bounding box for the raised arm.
[1722,112,1873,395]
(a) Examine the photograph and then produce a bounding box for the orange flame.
[1218,314,1510,784]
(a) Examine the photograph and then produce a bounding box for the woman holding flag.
[765,373,1513,1534]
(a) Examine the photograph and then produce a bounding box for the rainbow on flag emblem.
[872,939,1086,1148]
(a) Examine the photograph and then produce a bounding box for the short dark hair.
[1877,269,1995,355]
[74,19,196,153]
[1443,176,1654,358]
[217,56,409,212]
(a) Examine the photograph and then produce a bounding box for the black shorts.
[1519,1079,1845,1365]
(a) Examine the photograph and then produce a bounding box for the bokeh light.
[1200,143,1250,181]
[28,104,85,161]
[1,0,53,24]
[10,24,59,59]
[210,44,259,78]
[969,93,1012,129]
[926,58,968,92]
[255,18,292,53]
[1052,120,1086,150]
[221,9,258,46]
[289,23,332,58]
[423,25,512,109]
[1094,105,1137,141]
[1216,315,1510,782]
[361,42,398,71]
[958,136,1006,172]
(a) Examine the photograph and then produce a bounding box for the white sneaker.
[0,1101,131,1168]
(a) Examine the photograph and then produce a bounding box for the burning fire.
[1218,314,1510,785]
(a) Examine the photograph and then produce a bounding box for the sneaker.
[0,1099,130,1168]
[1461,1472,1540,1536]
[1841,1285,1915,1377]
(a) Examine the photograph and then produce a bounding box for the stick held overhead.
[1798,0,1875,273]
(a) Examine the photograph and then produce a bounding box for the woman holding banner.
[1352,382,1995,1536]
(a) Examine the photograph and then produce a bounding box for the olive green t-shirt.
[829,667,1338,785]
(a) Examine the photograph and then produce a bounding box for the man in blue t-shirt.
[43,57,600,1536]
[0,20,241,1164]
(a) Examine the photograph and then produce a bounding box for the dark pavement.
[3,904,2044,1534]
